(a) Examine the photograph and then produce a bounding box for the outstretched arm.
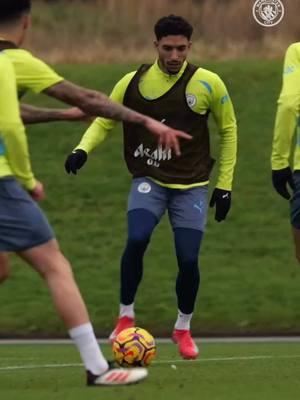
[44,80,192,155]
[20,104,90,124]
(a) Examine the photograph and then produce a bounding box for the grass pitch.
[1,60,300,336]
[0,341,300,400]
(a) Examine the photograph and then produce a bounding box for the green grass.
[1,60,300,336]
[0,342,300,400]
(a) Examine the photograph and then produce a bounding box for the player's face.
[155,35,191,75]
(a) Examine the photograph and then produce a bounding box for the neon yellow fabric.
[272,43,300,170]
[77,60,237,190]
[0,54,35,190]
[3,48,63,93]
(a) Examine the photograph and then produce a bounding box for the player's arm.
[20,104,90,124]
[271,94,299,199]
[44,80,191,156]
[15,51,191,154]
[271,43,300,199]
[2,122,36,190]
[209,76,237,222]
[0,61,36,191]
[64,73,132,174]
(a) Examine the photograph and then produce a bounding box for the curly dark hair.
[154,15,193,41]
[0,0,31,23]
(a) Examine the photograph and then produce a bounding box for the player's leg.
[0,178,16,284]
[0,178,146,385]
[19,239,148,385]
[293,228,300,262]
[168,185,208,359]
[110,178,167,340]
[0,253,10,283]
[290,171,300,263]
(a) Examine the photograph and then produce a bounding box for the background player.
[66,15,237,359]
[272,42,300,262]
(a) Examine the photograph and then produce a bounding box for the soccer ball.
[112,327,156,367]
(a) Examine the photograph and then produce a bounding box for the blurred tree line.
[27,0,300,63]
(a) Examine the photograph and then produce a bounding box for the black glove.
[65,149,87,175]
[272,167,295,200]
[209,188,231,222]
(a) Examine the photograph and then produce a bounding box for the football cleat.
[109,316,135,342]
[87,363,148,386]
[172,329,199,359]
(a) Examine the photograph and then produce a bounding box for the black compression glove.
[65,149,87,175]
[209,188,231,222]
[272,167,295,200]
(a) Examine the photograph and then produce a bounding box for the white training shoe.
[87,366,148,386]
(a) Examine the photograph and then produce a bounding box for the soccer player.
[0,51,148,385]
[66,15,237,359]
[0,0,190,156]
[271,42,300,261]
[0,4,191,281]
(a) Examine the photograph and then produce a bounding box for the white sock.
[119,303,135,318]
[69,322,108,375]
[174,310,193,330]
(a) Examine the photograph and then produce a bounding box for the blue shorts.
[291,171,300,228]
[0,178,54,252]
[127,177,208,231]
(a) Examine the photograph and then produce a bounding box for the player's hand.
[29,180,45,202]
[65,149,88,174]
[63,107,94,122]
[209,188,231,222]
[272,167,295,200]
[144,118,192,156]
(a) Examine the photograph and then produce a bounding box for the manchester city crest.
[252,0,284,27]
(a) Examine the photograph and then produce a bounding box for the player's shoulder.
[119,71,137,82]
[192,66,222,82]
[114,71,137,88]
[0,51,12,65]
[286,42,300,52]
[5,48,52,69]
[0,52,14,74]
[285,42,300,57]
[5,48,35,61]
[190,65,224,93]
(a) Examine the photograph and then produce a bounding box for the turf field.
[1,60,300,336]
[0,341,299,400]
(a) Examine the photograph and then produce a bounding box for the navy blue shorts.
[291,171,300,229]
[0,178,54,252]
[127,177,208,231]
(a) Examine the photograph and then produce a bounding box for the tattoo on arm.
[20,104,68,124]
[44,80,147,125]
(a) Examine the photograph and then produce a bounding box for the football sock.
[174,310,193,330]
[69,322,108,375]
[174,228,203,314]
[120,303,135,318]
[120,209,157,304]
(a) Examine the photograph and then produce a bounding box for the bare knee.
[0,254,10,283]
[37,251,73,281]
[19,239,73,280]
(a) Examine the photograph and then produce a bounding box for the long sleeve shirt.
[0,53,35,190]
[272,42,300,170]
[77,60,237,190]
